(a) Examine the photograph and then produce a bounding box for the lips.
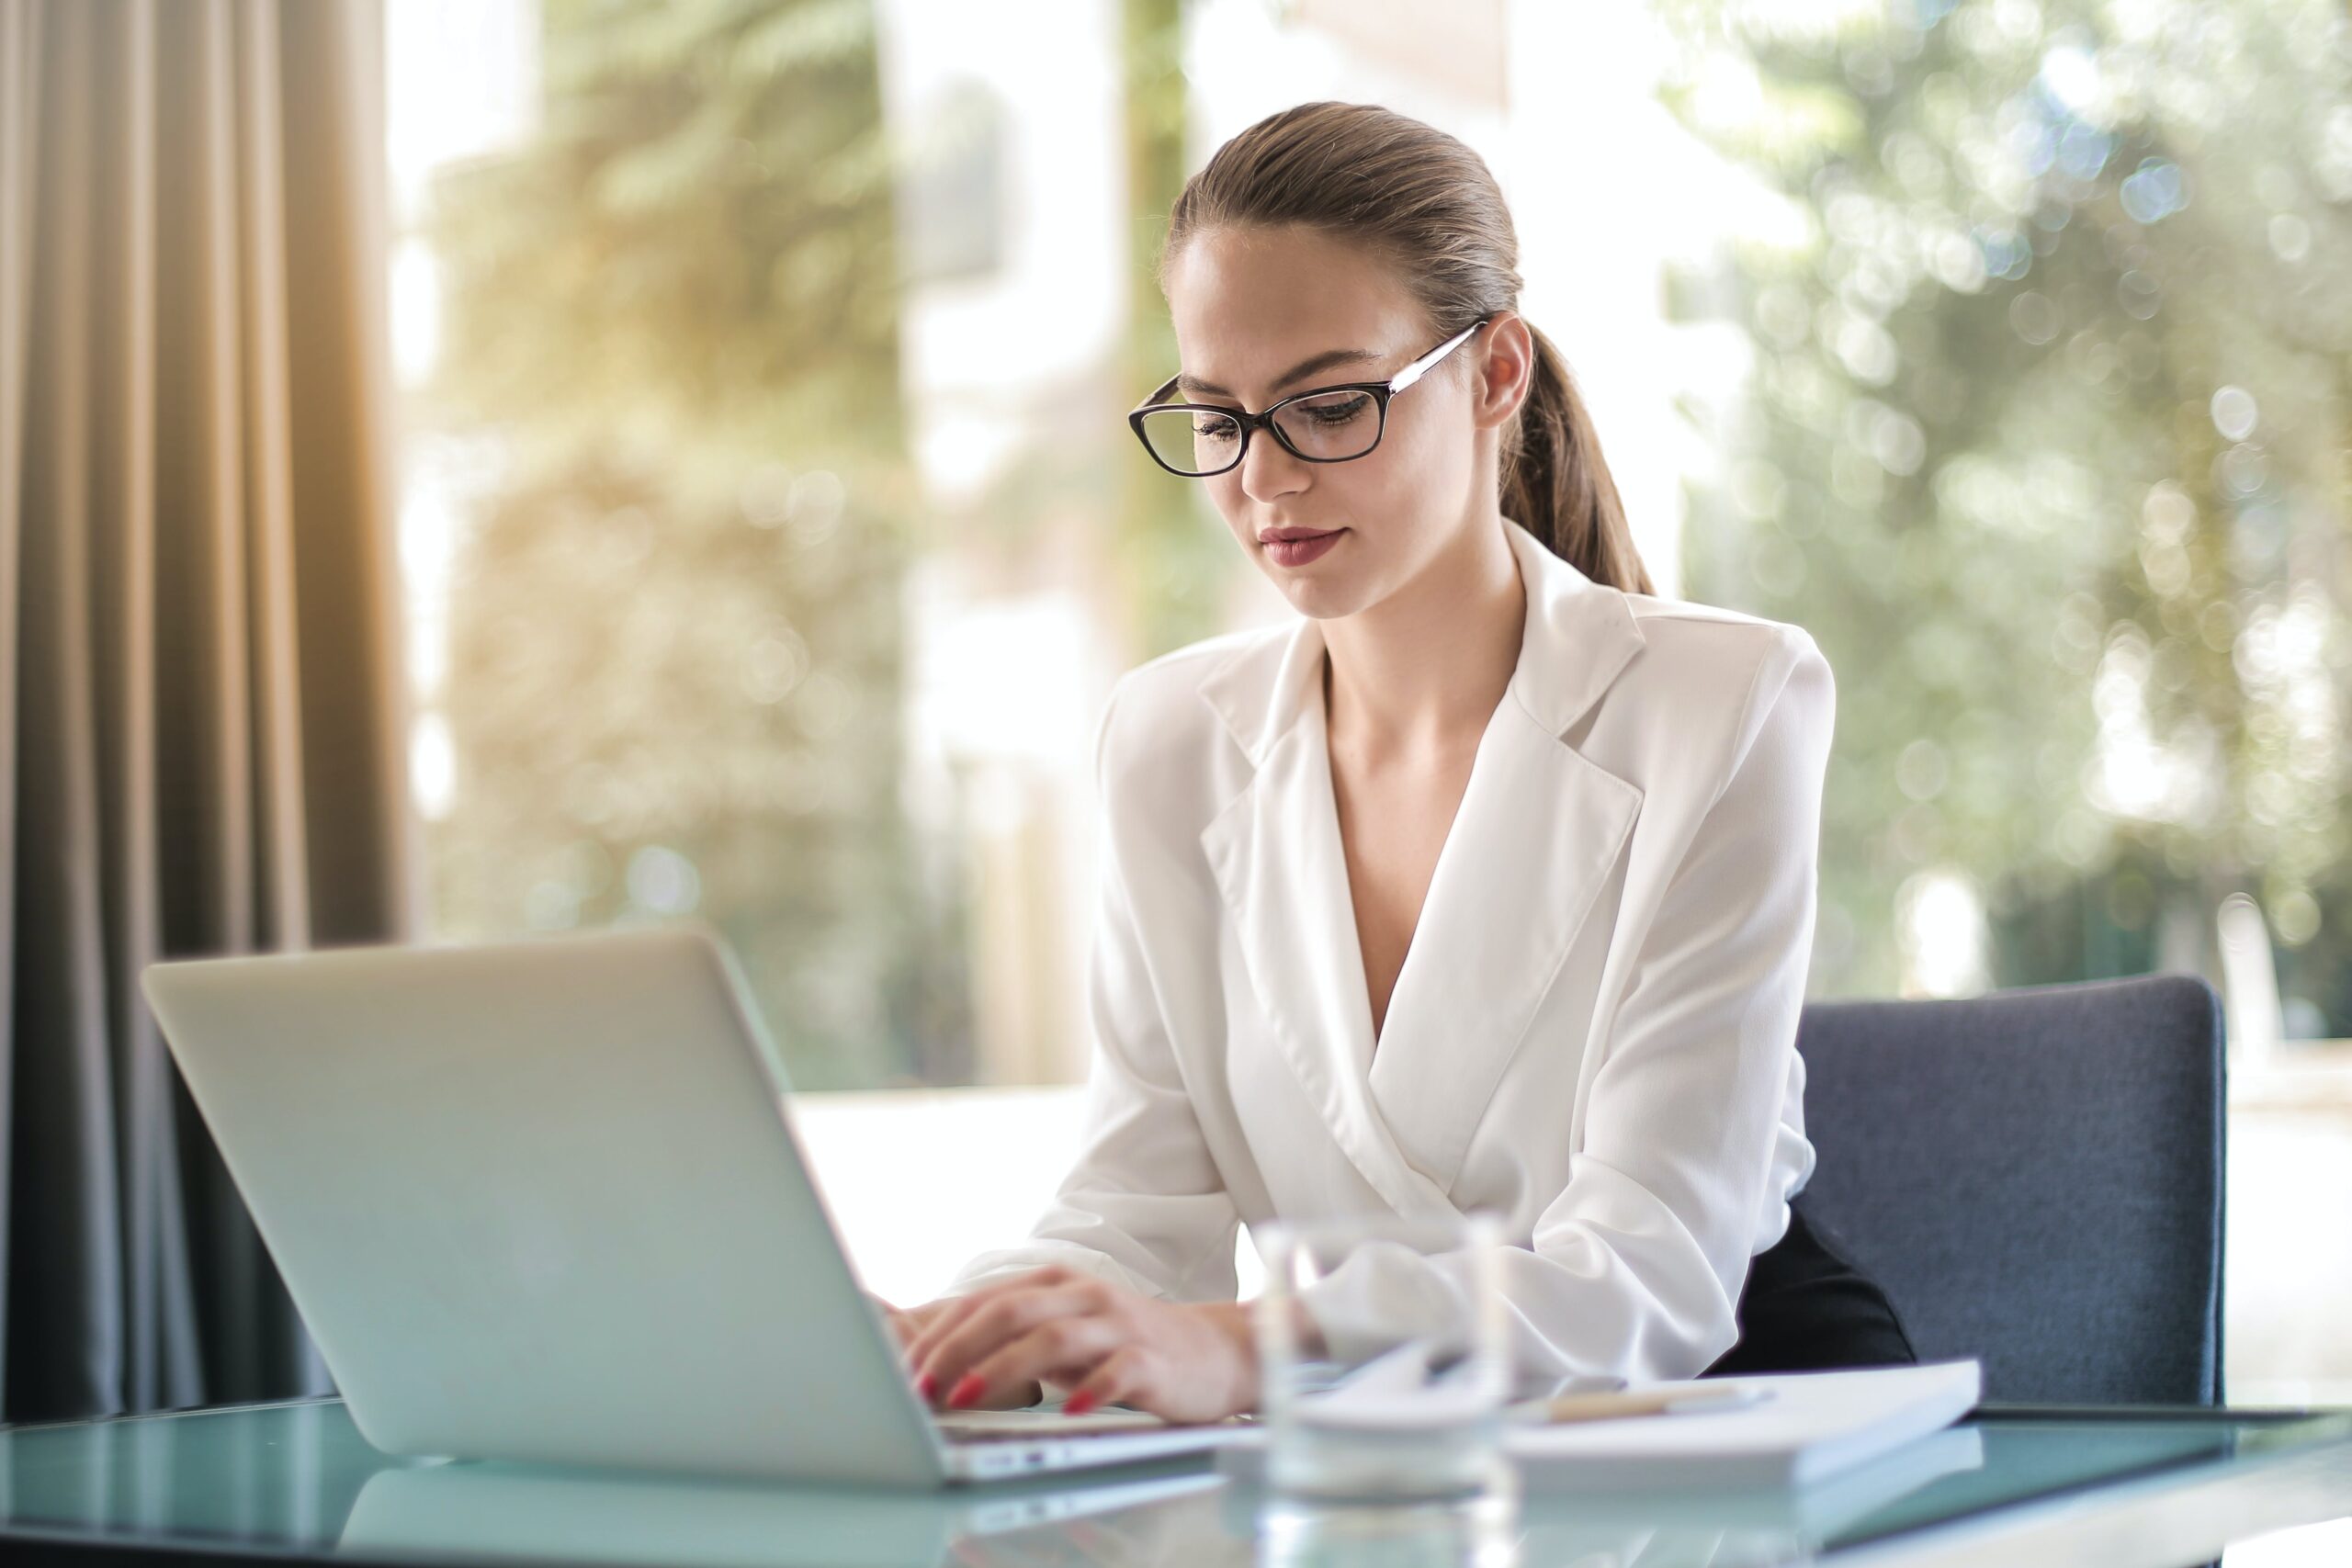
[1261,529,1345,567]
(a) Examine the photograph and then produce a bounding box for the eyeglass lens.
[1136,389,1382,474]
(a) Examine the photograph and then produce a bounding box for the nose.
[1238,426,1308,505]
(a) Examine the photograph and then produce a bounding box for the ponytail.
[1504,323,1655,595]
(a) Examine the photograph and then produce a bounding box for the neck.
[1321,511,1526,761]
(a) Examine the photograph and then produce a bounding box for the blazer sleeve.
[1302,627,1836,1384]
[941,675,1242,1304]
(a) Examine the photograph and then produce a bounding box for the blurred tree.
[420,0,974,1088]
[1659,0,2352,1025]
[1119,0,1231,659]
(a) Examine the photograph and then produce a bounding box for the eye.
[1297,391,1371,424]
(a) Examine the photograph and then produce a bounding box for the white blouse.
[947,514,1834,1384]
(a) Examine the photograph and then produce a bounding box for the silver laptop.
[140,923,1242,1485]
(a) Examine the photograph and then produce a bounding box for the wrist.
[1232,1293,1328,1357]
[1203,1299,1256,1352]
[1195,1300,1263,1408]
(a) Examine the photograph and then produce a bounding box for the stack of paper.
[1215,1359,1984,1495]
[1504,1359,1983,1491]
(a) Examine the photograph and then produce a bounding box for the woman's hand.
[901,1266,1260,1425]
[871,1296,957,1361]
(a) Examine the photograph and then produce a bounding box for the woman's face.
[1161,225,1510,621]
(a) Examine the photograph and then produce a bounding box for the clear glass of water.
[1252,1211,1513,1502]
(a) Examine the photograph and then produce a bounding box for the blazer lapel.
[1196,516,1647,1211]
[1199,618,1453,1215]
[1377,519,1652,1192]
[1364,695,1642,1191]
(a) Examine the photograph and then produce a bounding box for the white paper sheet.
[1501,1359,1984,1491]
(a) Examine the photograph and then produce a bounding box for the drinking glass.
[1251,1211,1513,1502]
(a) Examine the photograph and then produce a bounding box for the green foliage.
[421,0,971,1088]
[1119,0,1232,659]
[430,0,905,454]
[1660,0,2352,1019]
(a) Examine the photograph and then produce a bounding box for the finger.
[901,1288,1009,1373]
[1058,1347,1150,1417]
[907,1272,1091,1376]
[906,1279,1069,1376]
[950,1316,1124,1412]
[918,1284,1102,1404]
[942,1375,1044,1412]
[902,1268,1071,1369]
[890,1298,959,1358]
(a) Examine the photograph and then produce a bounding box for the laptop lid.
[141,924,948,1487]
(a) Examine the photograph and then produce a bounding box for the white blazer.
[947,514,1836,1384]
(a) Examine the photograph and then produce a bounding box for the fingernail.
[946,1374,985,1410]
[1063,1390,1098,1416]
[915,1372,936,1401]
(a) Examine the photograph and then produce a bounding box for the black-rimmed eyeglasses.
[1127,317,1491,478]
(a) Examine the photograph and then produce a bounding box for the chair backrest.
[1793,974,2225,1404]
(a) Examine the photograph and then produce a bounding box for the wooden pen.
[1504,1385,1772,1425]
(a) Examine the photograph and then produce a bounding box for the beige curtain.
[0,0,415,1424]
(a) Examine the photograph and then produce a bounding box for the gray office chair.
[1793,974,2226,1405]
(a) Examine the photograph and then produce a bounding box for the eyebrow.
[1177,346,1384,400]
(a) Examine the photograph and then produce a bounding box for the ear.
[1468,310,1535,434]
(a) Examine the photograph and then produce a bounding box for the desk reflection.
[1224,1426,1982,1568]
[334,1425,1980,1568]
[339,1461,1232,1568]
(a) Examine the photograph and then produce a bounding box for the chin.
[1272,571,1373,621]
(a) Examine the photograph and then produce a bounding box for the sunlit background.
[382,0,2352,1415]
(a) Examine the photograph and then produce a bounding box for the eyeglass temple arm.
[1131,374,1182,415]
[1388,317,1489,395]
[1136,316,1488,412]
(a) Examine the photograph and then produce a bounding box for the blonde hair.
[1159,101,1655,595]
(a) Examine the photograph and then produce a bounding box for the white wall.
[792,1087,1089,1307]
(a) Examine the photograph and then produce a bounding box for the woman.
[891,101,1914,1423]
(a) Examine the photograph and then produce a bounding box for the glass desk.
[2,1396,2347,1568]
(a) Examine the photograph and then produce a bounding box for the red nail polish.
[946,1374,985,1410]
[1063,1390,1098,1416]
[915,1372,936,1401]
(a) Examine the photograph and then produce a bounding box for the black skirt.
[1699,1196,1918,1378]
